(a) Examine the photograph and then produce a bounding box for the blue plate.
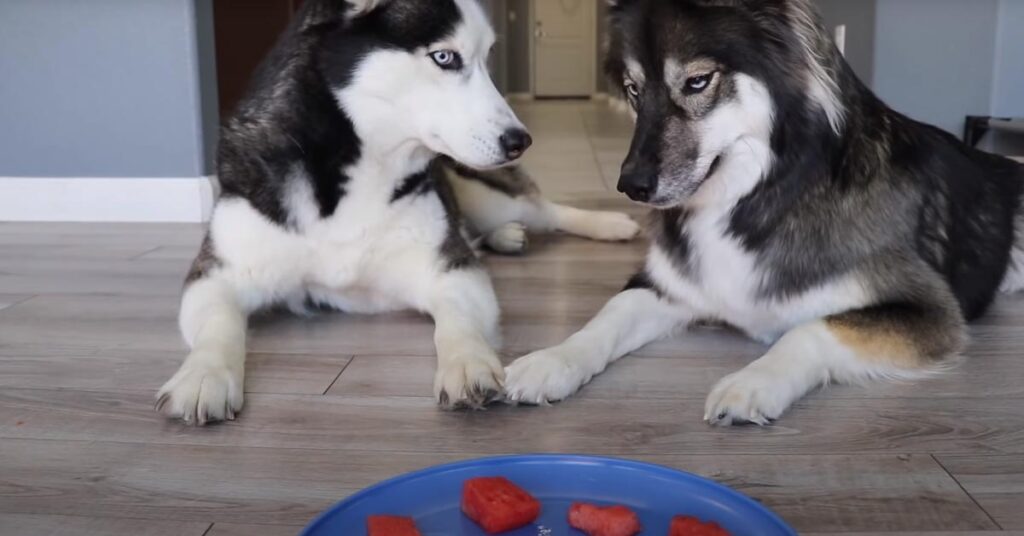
[302,455,795,535]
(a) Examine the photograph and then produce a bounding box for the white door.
[532,0,596,97]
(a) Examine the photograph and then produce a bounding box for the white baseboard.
[0,176,217,223]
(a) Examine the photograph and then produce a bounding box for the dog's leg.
[429,268,506,409]
[705,303,966,426]
[156,276,249,425]
[447,166,640,244]
[505,284,690,404]
[530,200,641,242]
[485,221,529,254]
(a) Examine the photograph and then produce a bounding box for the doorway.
[213,0,305,116]
[531,0,597,98]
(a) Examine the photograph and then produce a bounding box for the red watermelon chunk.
[461,476,541,533]
[669,515,731,536]
[567,502,642,536]
[366,515,421,536]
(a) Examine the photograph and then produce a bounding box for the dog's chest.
[212,178,450,300]
[648,208,869,342]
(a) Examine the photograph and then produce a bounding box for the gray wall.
[872,0,999,136]
[815,0,877,84]
[993,0,1024,118]
[0,0,217,178]
[989,0,1024,152]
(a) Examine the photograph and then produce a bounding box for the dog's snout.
[618,170,654,202]
[499,128,533,161]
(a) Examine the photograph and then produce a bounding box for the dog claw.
[154,393,170,413]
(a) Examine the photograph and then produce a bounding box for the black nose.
[617,171,653,202]
[499,128,533,160]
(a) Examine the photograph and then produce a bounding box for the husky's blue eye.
[685,73,714,94]
[429,50,463,71]
[624,81,640,98]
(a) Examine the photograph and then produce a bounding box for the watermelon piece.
[567,502,642,536]
[669,515,731,536]
[366,515,421,536]
[461,476,541,533]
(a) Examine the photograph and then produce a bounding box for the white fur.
[505,72,875,422]
[704,321,933,426]
[159,155,506,419]
[486,222,529,254]
[159,0,514,422]
[158,0,640,423]
[789,0,846,135]
[448,170,641,242]
[506,288,690,404]
[338,0,525,170]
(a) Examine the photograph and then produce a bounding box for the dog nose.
[617,171,653,202]
[499,128,533,160]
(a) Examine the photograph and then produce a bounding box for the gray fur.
[442,159,541,199]
[610,0,1024,365]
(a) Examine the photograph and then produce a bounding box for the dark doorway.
[213,0,305,116]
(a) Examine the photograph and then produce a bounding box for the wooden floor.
[1,100,1023,535]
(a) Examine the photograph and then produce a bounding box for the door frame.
[528,0,598,98]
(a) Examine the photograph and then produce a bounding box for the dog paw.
[588,212,642,242]
[156,355,244,425]
[703,366,792,427]
[504,347,592,405]
[486,222,529,254]
[435,356,505,410]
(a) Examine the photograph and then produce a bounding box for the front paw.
[703,365,793,427]
[435,355,505,410]
[504,348,592,405]
[486,222,529,254]
[156,354,244,425]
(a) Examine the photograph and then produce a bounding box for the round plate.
[302,455,796,535]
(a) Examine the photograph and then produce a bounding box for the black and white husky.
[156,0,639,424]
[505,0,1024,425]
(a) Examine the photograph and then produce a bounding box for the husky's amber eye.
[624,81,640,98]
[429,50,463,71]
[684,73,714,94]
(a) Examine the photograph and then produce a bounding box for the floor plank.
[0,294,31,312]
[328,352,1024,400]
[0,243,159,261]
[1,100,1020,533]
[0,439,994,532]
[937,454,1024,529]
[2,389,1022,456]
[206,524,301,536]
[0,514,209,536]
[0,349,350,396]
[0,222,204,247]
[0,257,190,296]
